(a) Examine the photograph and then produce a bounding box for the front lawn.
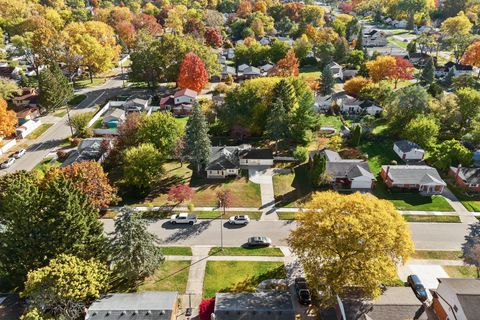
[411,251,462,260]
[195,211,262,219]
[160,246,192,256]
[28,123,53,139]
[318,114,346,131]
[443,265,478,278]
[403,215,460,223]
[68,94,87,106]
[73,77,106,89]
[138,260,190,293]
[208,247,284,257]
[273,164,313,208]
[203,261,286,298]
[33,157,62,175]
[447,183,480,212]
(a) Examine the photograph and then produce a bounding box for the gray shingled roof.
[382,165,446,186]
[394,140,424,153]
[206,147,239,170]
[451,166,480,184]
[438,278,480,320]
[321,149,375,180]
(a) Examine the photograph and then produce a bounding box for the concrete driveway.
[398,264,449,289]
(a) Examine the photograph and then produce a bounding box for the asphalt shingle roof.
[382,165,446,186]
[394,140,424,153]
[451,167,480,184]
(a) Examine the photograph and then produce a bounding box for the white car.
[170,213,197,225]
[228,215,250,225]
[13,149,26,159]
[1,157,15,169]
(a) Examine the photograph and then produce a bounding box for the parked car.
[1,157,15,169]
[294,277,312,305]
[407,274,428,302]
[246,236,272,248]
[13,148,26,158]
[170,213,197,225]
[228,215,250,225]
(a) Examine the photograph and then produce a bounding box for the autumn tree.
[366,55,396,82]
[21,254,109,319]
[344,76,371,97]
[204,27,223,48]
[168,184,195,203]
[441,12,473,62]
[0,77,21,100]
[462,41,480,78]
[177,52,209,92]
[288,192,413,306]
[0,97,17,137]
[271,49,299,77]
[123,143,165,190]
[391,57,414,88]
[46,161,118,209]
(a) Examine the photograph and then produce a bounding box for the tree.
[407,41,417,56]
[289,90,316,145]
[109,207,164,283]
[265,98,288,152]
[462,41,480,78]
[67,111,94,137]
[0,97,17,137]
[38,64,73,113]
[310,153,327,187]
[319,64,334,95]
[421,57,435,84]
[123,143,165,190]
[429,139,472,171]
[397,0,429,29]
[204,27,223,48]
[347,49,365,69]
[177,52,209,92]
[46,161,118,209]
[269,39,291,63]
[293,146,309,162]
[402,116,439,149]
[462,222,480,278]
[0,172,105,287]
[168,184,195,203]
[386,86,430,134]
[366,55,396,82]
[199,298,215,320]
[355,26,363,50]
[456,87,480,130]
[334,38,349,63]
[391,57,414,89]
[351,124,362,146]
[271,49,299,77]
[21,254,109,319]
[137,112,183,157]
[293,34,313,61]
[272,79,298,112]
[183,103,211,174]
[441,12,473,62]
[288,192,413,306]
[344,76,371,97]
[0,77,21,100]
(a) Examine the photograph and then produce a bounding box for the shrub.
[199,298,215,320]
[293,146,309,163]
[56,150,69,161]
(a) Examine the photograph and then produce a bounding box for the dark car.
[294,277,312,305]
[407,274,428,302]
[246,236,272,248]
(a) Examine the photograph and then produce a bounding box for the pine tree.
[109,207,164,283]
[289,90,316,144]
[184,103,211,174]
[38,63,73,113]
[355,27,363,51]
[444,67,455,87]
[334,38,349,64]
[311,153,327,187]
[320,65,335,96]
[407,41,417,56]
[265,98,288,152]
[351,124,362,146]
[272,79,297,112]
[422,57,435,84]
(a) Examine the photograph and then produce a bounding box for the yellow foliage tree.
[366,55,396,82]
[0,97,17,137]
[288,191,413,306]
[344,76,372,97]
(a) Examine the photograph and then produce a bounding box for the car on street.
[407,274,428,302]
[294,277,312,305]
[1,157,15,169]
[228,215,250,225]
[170,213,197,225]
[246,236,272,248]
[13,149,26,158]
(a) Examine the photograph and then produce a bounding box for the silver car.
[13,149,26,158]
[228,215,250,225]
[1,157,15,169]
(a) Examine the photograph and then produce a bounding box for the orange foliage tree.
[366,56,414,88]
[0,97,17,137]
[462,41,480,78]
[391,57,414,89]
[177,52,209,92]
[271,49,299,77]
[236,1,253,18]
[344,76,372,97]
[46,161,118,209]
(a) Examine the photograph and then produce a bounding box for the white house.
[314,94,334,112]
[336,94,363,113]
[393,140,425,161]
[432,278,480,320]
[174,88,198,105]
[16,119,41,139]
[327,61,343,80]
[260,63,274,73]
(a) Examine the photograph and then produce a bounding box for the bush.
[199,298,215,320]
[224,75,234,85]
[56,150,69,161]
[70,137,81,146]
[293,146,309,163]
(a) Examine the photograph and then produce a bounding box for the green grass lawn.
[28,123,53,139]
[318,114,346,131]
[68,94,87,106]
[299,65,320,78]
[273,164,313,208]
[73,77,106,89]
[33,157,61,175]
[52,108,68,118]
[92,117,104,129]
[138,260,190,293]
[195,211,262,219]
[447,183,480,212]
[403,214,460,223]
[411,251,462,260]
[358,138,399,175]
[99,210,118,219]
[277,211,299,220]
[208,247,284,257]
[387,37,408,49]
[160,247,192,256]
[203,261,286,298]
[175,117,189,132]
[443,265,478,278]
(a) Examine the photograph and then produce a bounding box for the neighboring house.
[359,100,383,115]
[337,94,363,113]
[102,108,125,128]
[61,138,111,167]
[241,66,261,79]
[12,88,38,110]
[174,88,197,105]
[444,62,474,77]
[310,149,375,190]
[342,69,359,81]
[212,292,295,320]
[259,37,270,45]
[363,29,388,47]
[380,165,446,194]
[393,140,425,161]
[449,166,480,192]
[315,94,334,112]
[124,97,149,112]
[432,278,480,320]
[0,66,21,79]
[85,292,178,320]
[16,108,39,125]
[160,89,198,116]
[238,64,250,73]
[206,145,273,178]
[473,150,480,166]
[327,61,343,80]
[16,119,41,139]
[260,63,274,73]
[406,53,434,67]
[394,20,408,28]
[221,65,236,80]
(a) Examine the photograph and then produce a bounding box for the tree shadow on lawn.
[218,265,287,293]
[145,175,189,203]
[373,180,436,206]
[274,164,318,208]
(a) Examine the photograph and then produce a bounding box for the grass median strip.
[138,260,190,293]
[160,246,192,256]
[28,123,53,139]
[195,211,262,219]
[403,215,461,223]
[277,212,298,220]
[411,250,462,260]
[208,247,284,257]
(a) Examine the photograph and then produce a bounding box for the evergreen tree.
[351,124,362,146]
[272,79,297,112]
[109,207,164,284]
[334,38,349,64]
[311,153,327,187]
[355,26,363,51]
[184,103,211,174]
[320,65,335,96]
[407,41,417,56]
[444,67,455,87]
[38,64,73,113]
[422,57,435,84]
[289,90,316,144]
[265,98,288,152]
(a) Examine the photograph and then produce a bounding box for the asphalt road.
[102,219,471,251]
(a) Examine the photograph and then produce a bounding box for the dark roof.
[359,100,375,109]
[458,294,480,320]
[451,167,480,184]
[0,66,16,78]
[444,61,473,71]
[394,140,423,153]
[214,292,295,320]
[61,139,107,167]
[438,278,480,320]
[241,148,273,160]
[206,146,239,170]
[320,149,375,180]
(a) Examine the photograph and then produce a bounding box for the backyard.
[138,260,190,293]
[273,164,314,207]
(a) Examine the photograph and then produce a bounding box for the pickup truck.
[170,213,197,225]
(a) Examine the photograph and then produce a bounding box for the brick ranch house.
[449,166,480,192]
[380,165,446,194]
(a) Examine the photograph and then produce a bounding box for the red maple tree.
[168,184,195,203]
[199,298,215,320]
[177,52,209,92]
[204,27,223,48]
[271,49,299,77]
[392,56,414,89]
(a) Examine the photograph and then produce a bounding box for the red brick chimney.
[455,164,462,182]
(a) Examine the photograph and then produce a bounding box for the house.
[359,100,383,115]
[241,66,261,79]
[336,94,363,113]
[394,20,408,28]
[260,63,274,73]
[160,89,198,116]
[393,140,425,161]
[212,292,295,320]
[174,88,197,105]
[237,64,250,73]
[16,108,39,125]
[123,97,149,112]
[342,69,359,81]
[315,94,334,112]
[380,165,446,193]
[12,88,38,110]
[259,37,270,45]
[16,119,41,139]
[406,52,434,67]
[473,150,480,166]
[85,292,178,320]
[206,145,273,178]
[327,61,343,80]
[311,149,375,190]
[102,108,125,128]
[0,66,21,79]
[432,278,480,320]
[444,62,474,77]
[363,29,388,47]
[61,138,111,167]
[449,166,480,192]
[221,65,236,80]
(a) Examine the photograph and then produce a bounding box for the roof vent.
[146,310,152,315]
[120,310,126,316]
[160,310,165,315]
[106,311,111,316]
[132,310,138,315]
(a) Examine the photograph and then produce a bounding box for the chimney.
[455,164,462,181]
[386,165,390,177]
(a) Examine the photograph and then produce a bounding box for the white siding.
[175,96,194,105]
[240,159,274,166]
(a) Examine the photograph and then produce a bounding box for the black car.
[246,236,272,248]
[407,274,428,302]
[294,277,312,305]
